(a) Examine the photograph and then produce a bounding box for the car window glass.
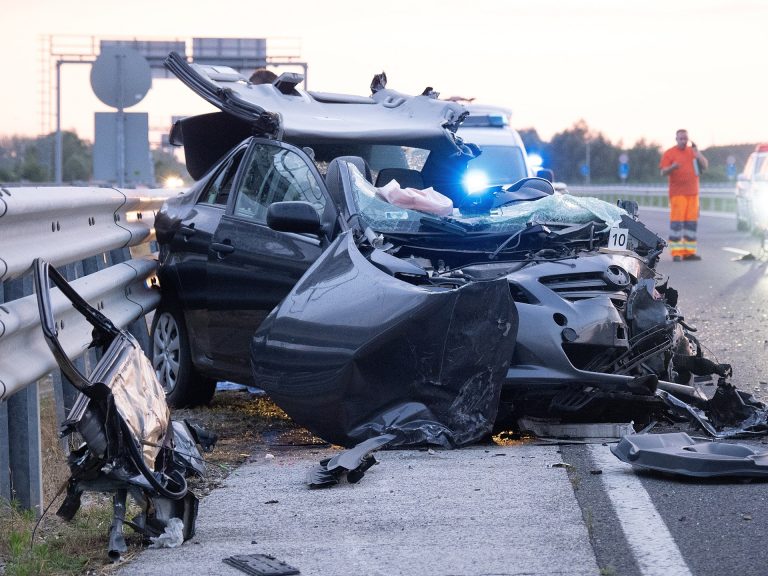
[201,148,245,205]
[308,143,429,182]
[233,144,325,222]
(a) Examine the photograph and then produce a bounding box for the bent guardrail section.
[0,186,178,512]
[0,257,159,402]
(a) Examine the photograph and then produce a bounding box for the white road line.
[589,444,693,576]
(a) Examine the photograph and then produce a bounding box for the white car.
[735,143,768,232]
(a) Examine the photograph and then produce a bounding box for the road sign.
[90,46,151,109]
[619,163,629,181]
[93,112,153,185]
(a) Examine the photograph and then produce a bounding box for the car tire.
[150,303,216,408]
[736,200,750,231]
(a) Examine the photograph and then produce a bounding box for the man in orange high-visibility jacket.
[660,129,709,261]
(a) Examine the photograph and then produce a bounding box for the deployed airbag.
[376,180,454,217]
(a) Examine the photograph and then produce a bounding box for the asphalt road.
[120,208,768,576]
[566,208,768,576]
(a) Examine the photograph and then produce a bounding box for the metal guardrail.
[0,186,178,512]
[0,186,172,282]
[567,184,737,213]
[0,258,159,401]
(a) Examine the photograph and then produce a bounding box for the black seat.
[374,167,425,189]
[325,156,372,208]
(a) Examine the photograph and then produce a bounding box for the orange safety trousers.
[668,195,699,257]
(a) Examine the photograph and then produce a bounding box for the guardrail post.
[3,275,43,514]
[0,281,9,501]
[0,401,10,501]
[6,384,42,514]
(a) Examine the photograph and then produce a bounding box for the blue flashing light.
[463,170,489,194]
[528,153,543,169]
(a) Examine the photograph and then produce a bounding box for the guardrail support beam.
[0,401,11,501]
[2,276,43,513]
[6,384,43,514]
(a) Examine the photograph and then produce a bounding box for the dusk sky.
[3,0,766,148]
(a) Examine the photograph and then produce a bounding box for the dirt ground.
[171,390,330,497]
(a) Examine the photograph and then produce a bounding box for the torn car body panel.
[33,259,213,561]
[251,231,517,448]
[611,432,768,478]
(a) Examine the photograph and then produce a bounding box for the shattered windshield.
[349,164,627,234]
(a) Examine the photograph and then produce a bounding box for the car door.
[161,143,248,360]
[205,138,331,379]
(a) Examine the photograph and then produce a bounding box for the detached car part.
[611,432,768,479]
[33,259,214,561]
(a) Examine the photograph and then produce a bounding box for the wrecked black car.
[152,52,766,449]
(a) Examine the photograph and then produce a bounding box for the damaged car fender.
[251,231,518,448]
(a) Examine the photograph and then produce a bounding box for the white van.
[456,105,534,192]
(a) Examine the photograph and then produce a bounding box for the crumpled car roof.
[164,52,469,155]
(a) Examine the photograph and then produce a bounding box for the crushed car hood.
[250,232,518,448]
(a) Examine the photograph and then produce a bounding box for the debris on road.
[611,432,768,478]
[223,553,300,576]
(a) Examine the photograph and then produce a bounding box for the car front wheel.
[150,304,216,407]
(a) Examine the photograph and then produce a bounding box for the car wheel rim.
[153,312,181,395]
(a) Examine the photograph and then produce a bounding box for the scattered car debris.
[223,553,300,576]
[722,246,757,261]
[148,517,185,549]
[33,259,216,561]
[611,432,768,479]
[518,418,635,442]
[307,435,394,488]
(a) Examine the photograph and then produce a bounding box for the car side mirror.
[267,201,322,235]
[536,168,555,182]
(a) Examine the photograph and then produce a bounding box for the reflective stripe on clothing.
[669,196,699,257]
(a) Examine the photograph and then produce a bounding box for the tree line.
[0,125,758,186]
[519,120,756,184]
[0,132,186,185]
